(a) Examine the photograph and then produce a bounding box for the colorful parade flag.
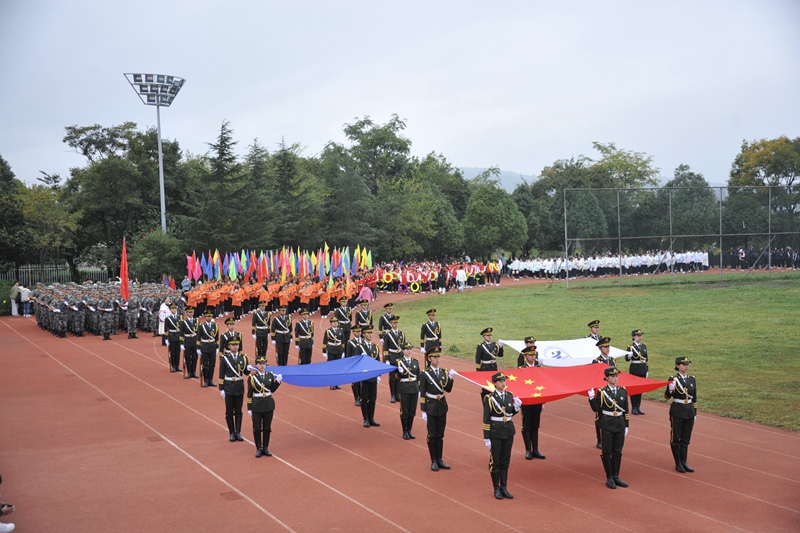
[501,338,629,367]
[264,355,393,388]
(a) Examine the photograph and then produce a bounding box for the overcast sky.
[2,0,799,189]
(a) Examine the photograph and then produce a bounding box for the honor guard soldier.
[382,315,405,403]
[219,317,243,355]
[665,357,697,473]
[518,346,545,460]
[377,302,395,334]
[294,308,314,365]
[247,355,282,457]
[591,336,616,447]
[354,299,373,330]
[199,311,219,387]
[164,304,182,372]
[626,329,649,415]
[588,367,630,489]
[476,327,504,371]
[419,346,456,471]
[483,372,522,499]
[322,316,345,389]
[181,307,200,379]
[219,338,250,442]
[251,301,271,362]
[420,308,442,365]
[270,305,292,366]
[516,336,537,367]
[587,319,601,342]
[397,342,420,440]
[334,296,353,344]
[346,326,366,405]
[358,327,381,428]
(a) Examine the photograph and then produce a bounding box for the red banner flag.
[120,237,129,301]
[456,365,669,405]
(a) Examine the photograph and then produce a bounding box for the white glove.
[422,412,428,422]
[272,340,276,345]
[541,404,545,411]
[484,439,492,450]
[448,369,456,379]
[588,388,595,400]
[180,344,184,351]
[625,427,629,436]
[165,340,170,347]
[498,340,504,348]
[248,410,252,416]
[196,349,201,356]
[220,390,226,399]
[247,365,257,372]
[668,381,676,392]
[646,371,649,379]
[275,373,282,383]
[377,376,381,384]
[323,353,328,360]
[252,335,256,340]
[420,347,426,354]
[514,397,522,409]
[296,345,300,350]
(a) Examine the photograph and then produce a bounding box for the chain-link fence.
[563,185,800,286]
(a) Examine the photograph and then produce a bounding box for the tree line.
[1,115,798,281]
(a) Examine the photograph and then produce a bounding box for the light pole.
[123,73,186,233]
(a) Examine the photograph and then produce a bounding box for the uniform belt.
[630,360,646,364]
[252,392,272,397]
[601,410,624,417]
[298,335,311,339]
[256,326,268,329]
[400,378,416,382]
[490,416,510,422]
[184,333,196,337]
[202,340,216,343]
[168,329,179,333]
[224,376,243,381]
[425,392,443,400]
[672,399,692,404]
[480,359,495,364]
[425,337,438,341]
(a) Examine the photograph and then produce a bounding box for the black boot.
[436,439,451,470]
[522,432,533,460]
[680,446,694,472]
[491,472,503,499]
[596,425,602,449]
[672,445,686,473]
[612,455,628,487]
[428,440,438,471]
[602,455,616,489]
[407,417,415,439]
[254,432,263,457]
[531,432,545,459]
[401,418,410,440]
[499,469,514,499]
[263,430,272,456]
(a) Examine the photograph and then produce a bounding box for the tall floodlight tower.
[123,73,186,233]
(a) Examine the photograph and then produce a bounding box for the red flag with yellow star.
[455,365,669,405]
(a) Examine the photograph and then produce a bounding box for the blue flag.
[264,355,393,387]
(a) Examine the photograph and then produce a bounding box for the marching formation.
[20,275,698,500]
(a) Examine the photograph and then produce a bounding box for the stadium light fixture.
[123,73,186,233]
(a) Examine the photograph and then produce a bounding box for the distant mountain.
[459,167,537,192]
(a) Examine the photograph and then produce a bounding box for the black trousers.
[298,347,312,365]
[251,410,274,449]
[360,380,377,420]
[224,393,244,434]
[275,342,290,366]
[489,435,514,480]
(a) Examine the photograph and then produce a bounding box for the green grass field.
[391,275,800,432]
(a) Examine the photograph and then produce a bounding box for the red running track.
[0,288,798,532]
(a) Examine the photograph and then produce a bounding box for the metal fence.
[0,263,109,287]
[563,185,800,286]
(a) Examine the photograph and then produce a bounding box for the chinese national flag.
[120,237,129,301]
[455,365,669,405]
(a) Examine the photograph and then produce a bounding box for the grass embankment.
[393,276,800,431]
